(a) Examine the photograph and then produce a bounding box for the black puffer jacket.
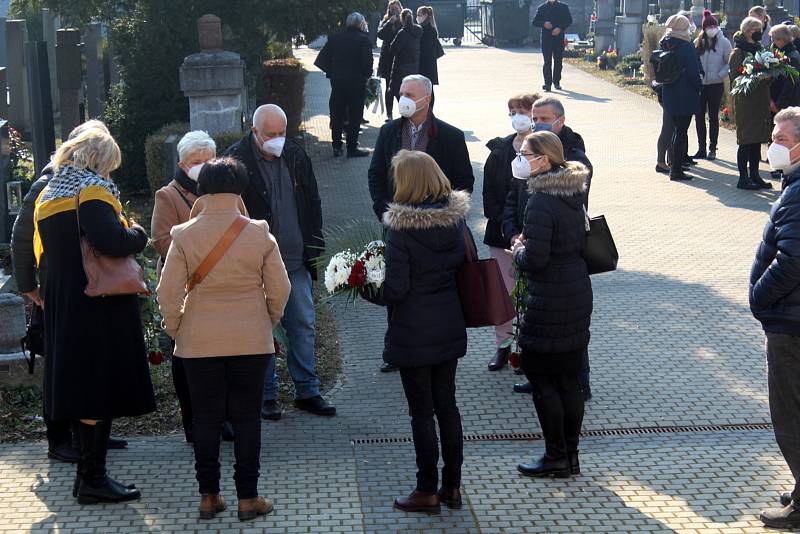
[750,167,800,335]
[770,42,800,110]
[314,26,373,81]
[502,126,593,242]
[515,163,593,368]
[11,165,53,294]
[483,134,517,248]
[389,23,422,92]
[382,191,469,368]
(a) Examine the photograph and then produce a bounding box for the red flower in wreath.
[348,260,367,288]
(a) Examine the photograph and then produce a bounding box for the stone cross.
[6,20,29,134]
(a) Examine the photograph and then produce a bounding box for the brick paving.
[0,44,795,533]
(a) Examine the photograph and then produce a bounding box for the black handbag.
[582,210,618,275]
[22,305,44,374]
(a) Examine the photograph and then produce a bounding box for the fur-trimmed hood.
[528,162,589,197]
[383,190,470,231]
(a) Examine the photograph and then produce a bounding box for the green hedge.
[144,122,244,194]
[257,59,305,138]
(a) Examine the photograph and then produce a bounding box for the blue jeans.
[263,268,321,401]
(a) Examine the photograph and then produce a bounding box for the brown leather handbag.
[456,223,516,328]
[76,196,148,297]
[186,216,249,292]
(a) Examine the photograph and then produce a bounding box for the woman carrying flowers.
[381,149,469,515]
[730,16,774,189]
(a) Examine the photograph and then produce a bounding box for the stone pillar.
[616,0,648,55]
[25,41,55,178]
[56,29,82,141]
[6,20,29,135]
[84,22,104,118]
[723,0,751,37]
[0,294,26,354]
[179,15,245,136]
[595,0,617,52]
[41,8,58,112]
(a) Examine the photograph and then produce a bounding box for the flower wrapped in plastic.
[731,49,799,95]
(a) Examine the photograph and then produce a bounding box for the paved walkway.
[0,45,795,533]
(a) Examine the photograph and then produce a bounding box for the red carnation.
[738,66,746,74]
[348,260,367,288]
[148,350,164,365]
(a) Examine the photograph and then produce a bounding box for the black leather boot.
[517,455,571,478]
[750,172,773,189]
[488,346,510,371]
[568,451,580,475]
[76,421,141,504]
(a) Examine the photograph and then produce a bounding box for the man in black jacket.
[751,108,800,531]
[314,12,374,158]
[368,74,475,372]
[502,96,594,398]
[532,0,572,92]
[224,104,335,421]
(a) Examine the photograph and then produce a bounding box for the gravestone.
[179,15,245,136]
[0,17,6,68]
[595,0,617,52]
[26,41,55,178]
[0,294,26,355]
[0,120,9,243]
[56,29,82,141]
[42,8,58,112]
[722,0,751,37]
[84,23,104,118]
[658,0,682,20]
[616,0,648,55]
[6,20,29,134]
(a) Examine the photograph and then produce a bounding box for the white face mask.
[186,164,204,182]
[767,141,800,172]
[398,95,427,118]
[511,155,532,179]
[511,114,532,134]
[416,15,427,25]
[705,27,719,37]
[261,136,286,157]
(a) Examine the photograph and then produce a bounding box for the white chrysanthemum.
[364,255,385,287]
[324,251,356,293]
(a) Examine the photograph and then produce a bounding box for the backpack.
[650,45,684,84]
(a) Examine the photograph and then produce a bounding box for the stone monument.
[6,19,29,134]
[722,0,753,37]
[179,14,245,136]
[595,0,616,53]
[0,294,25,357]
[658,0,682,21]
[616,0,649,56]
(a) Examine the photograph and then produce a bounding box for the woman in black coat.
[510,131,592,479]
[416,6,444,103]
[483,92,539,371]
[34,129,155,504]
[377,1,403,121]
[382,150,468,515]
[389,10,422,110]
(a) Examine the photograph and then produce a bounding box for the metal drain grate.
[351,423,773,445]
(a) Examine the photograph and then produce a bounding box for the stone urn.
[0,293,26,354]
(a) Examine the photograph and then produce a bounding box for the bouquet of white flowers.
[731,49,799,95]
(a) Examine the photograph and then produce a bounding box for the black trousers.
[542,37,565,87]
[330,78,366,150]
[399,359,463,493]
[524,371,584,459]
[670,115,693,176]
[182,355,268,498]
[171,354,193,439]
[657,105,675,166]
[737,143,761,180]
[383,77,393,117]
[766,333,800,503]
[695,83,724,153]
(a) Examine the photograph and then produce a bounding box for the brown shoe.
[199,493,226,520]
[238,496,274,521]
[438,486,462,509]
[488,346,510,371]
[393,489,441,514]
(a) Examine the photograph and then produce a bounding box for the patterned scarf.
[38,165,120,205]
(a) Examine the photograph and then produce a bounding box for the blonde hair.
[416,6,438,31]
[524,131,567,168]
[384,0,402,21]
[740,16,764,37]
[748,5,770,25]
[68,119,110,139]
[52,129,122,177]
[392,150,452,204]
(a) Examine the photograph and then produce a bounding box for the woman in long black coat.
[510,131,592,479]
[389,10,422,109]
[378,1,403,121]
[416,6,444,103]
[34,129,155,504]
[382,150,468,515]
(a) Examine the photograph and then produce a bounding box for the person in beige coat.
[156,157,290,522]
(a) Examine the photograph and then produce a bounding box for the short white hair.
[347,12,366,28]
[401,74,433,96]
[775,107,800,143]
[177,130,216,163]
[252,104,287,128]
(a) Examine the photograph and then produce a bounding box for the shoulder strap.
[172,185,194,209]
[186,216,249,292]
[461,222,478,262]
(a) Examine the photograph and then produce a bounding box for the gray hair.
[177,130,216,163]
[775,107,800,142]
[770,23,794,43]
[252,104,287,128]
[346,12,366,28]
[533,96,565,117]
[401,74,433,95]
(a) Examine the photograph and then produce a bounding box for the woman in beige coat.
[156,157,290,522]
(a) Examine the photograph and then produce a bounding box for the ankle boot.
[737,176,760,190]
[437,486,462,509]
[488,346,510,371]
[517,455,571,478]
[199,493,227,520]
[751,172,773,189]
[568,451,580,475]
[393,489,441,514]
[76,421,141,504]
[238,496,274,520]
